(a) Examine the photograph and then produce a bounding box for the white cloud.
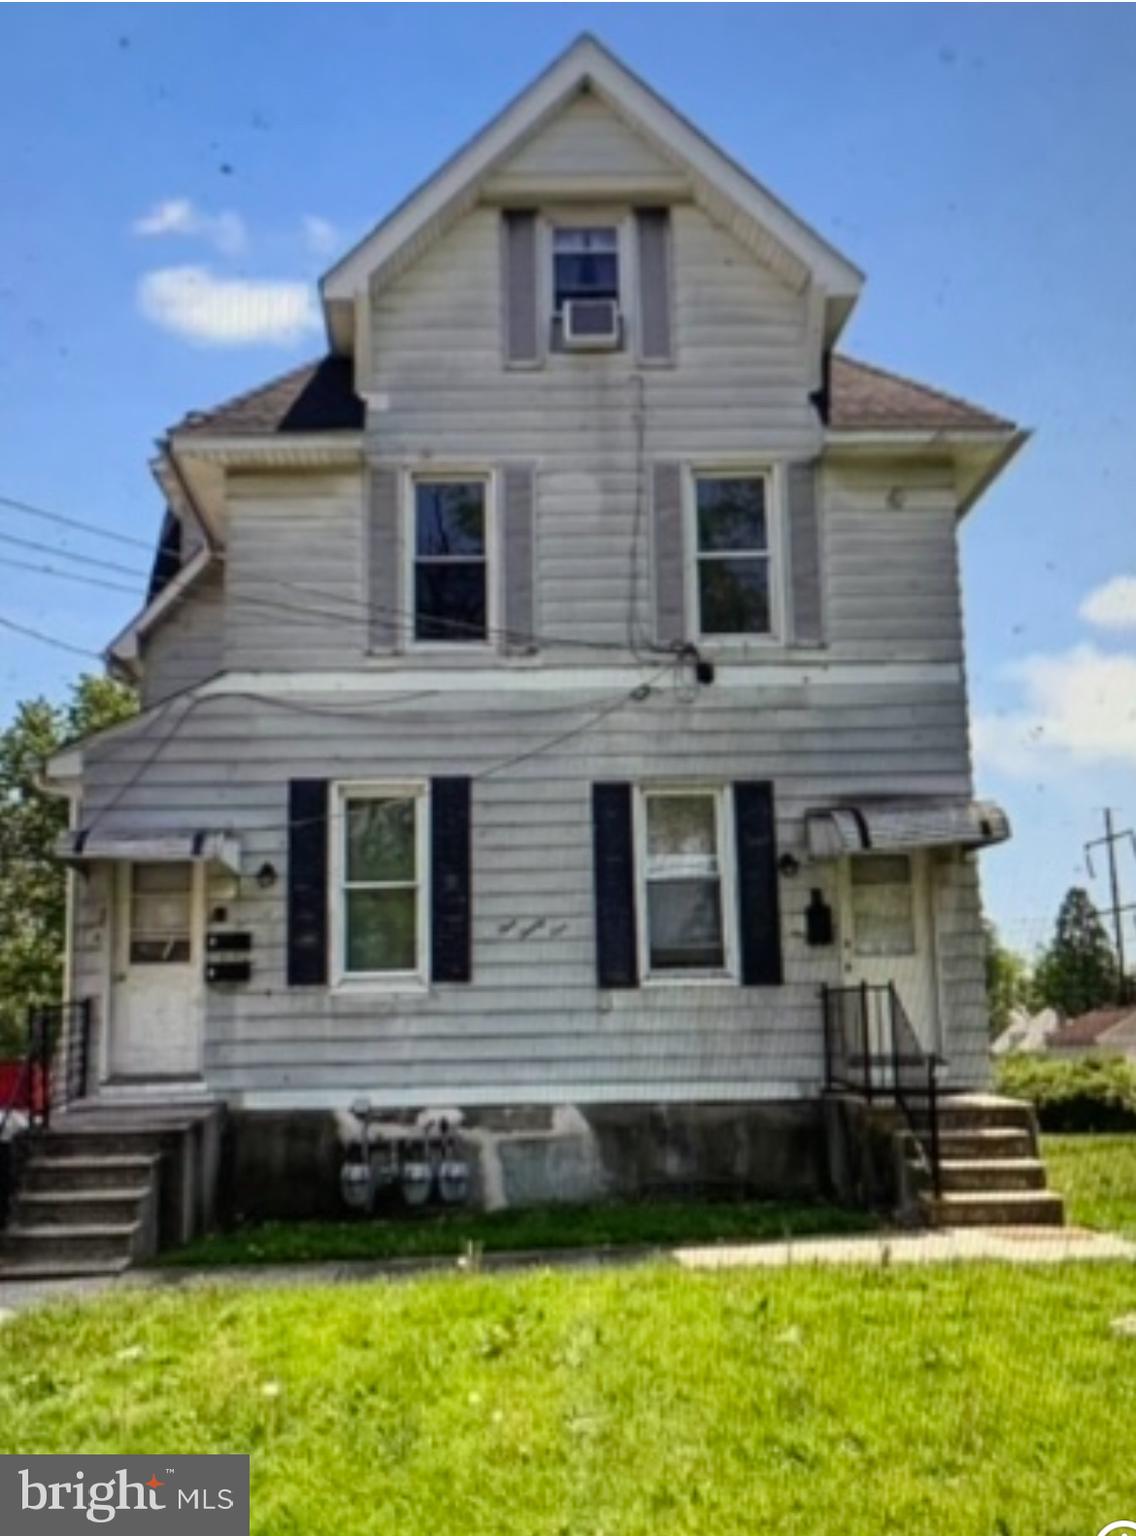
[137,266,321,347]
[973,642,1136,777]
[1080,575,1136,631]
[302,215,339,256]
[132,198,247,257]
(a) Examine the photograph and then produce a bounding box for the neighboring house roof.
[170,351,1014,441]
[174,356,364,438]
[1049,1007,1136,1049]
[828,356,1015,433]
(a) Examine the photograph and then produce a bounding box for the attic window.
[552,227,619,313]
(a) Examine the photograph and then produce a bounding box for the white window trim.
[633,784,739,986]
[684,463,787,648]
[330,780,430,993]
[539,207,634,347]
[403,469,498,653]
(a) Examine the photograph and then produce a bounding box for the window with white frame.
[338,786,425,979]
[640,788,731,976]
[694,473,773,636]
[552,226,619,312]
[412,479,489,643]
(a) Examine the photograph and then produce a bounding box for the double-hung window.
[338,785,425,982]
[640,788,732,977]
[694,473,774,637]
[552,226,619,313]
[412,478,489,644]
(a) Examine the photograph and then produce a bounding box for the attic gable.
[483,88,686,199]
[321,34,862,351]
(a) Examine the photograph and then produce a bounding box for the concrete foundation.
[219,1100,828,1221]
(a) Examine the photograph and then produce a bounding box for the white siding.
[140,564,225,706]
[74,678,985,1104]
[485,93,681,190]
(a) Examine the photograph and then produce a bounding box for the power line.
[0,612,104,661]
[0,492,153,552]
[0,530,150,580]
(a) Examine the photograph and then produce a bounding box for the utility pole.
[1084,810,1136,1004]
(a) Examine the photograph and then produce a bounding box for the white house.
[39,36,1037,1226]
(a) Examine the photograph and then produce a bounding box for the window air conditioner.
[561,297,621,350]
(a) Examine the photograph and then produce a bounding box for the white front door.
[839,851,939,1054]
[110,862,204,1080]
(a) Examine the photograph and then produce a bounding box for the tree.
[1032,886,1118,1020]
[984,920,1033,1038]
[0,674,137,1057]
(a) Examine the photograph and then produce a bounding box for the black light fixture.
[256,861,278,890]
[777,852,801,878]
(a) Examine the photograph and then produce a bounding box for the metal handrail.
[1,1000,93,1138]
[821,981,942,1197]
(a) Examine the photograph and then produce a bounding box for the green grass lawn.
[160,1198,876,1267]
[5,1263,1136,1534]
[1045,1133,1136,1236]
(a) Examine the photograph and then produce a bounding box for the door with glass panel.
[839,852,939,1057]
[111,862,203,1079]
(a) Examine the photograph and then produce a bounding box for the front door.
[839,851,939,1054]
[110,862,203,1080]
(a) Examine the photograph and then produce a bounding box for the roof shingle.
[170,352,1014,440]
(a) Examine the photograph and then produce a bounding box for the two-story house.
[41,36,1038,1227]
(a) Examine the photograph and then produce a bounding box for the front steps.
[0,1102,222,1280]
[908,1095,1065,1228]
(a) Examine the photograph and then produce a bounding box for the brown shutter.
[652,461,685,646]
[787,461,824,647]
[502,211,540,366]
[368,466,400,650]
[635,208,673,364]
[502,463,536,650]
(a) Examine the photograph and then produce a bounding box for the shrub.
[996,1053,1136,1132]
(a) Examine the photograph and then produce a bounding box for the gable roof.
[829,356,1015,433]
[319,34,863,351]
[170,352,1014,441]
[173,356,363,438]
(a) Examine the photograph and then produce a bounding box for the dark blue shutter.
[287,779,329,986]
[431,777,472,983]
[592,783,639,988]
[734,781,783,986]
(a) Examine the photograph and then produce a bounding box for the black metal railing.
[0,998,94,1139]
[822,981,942,1196]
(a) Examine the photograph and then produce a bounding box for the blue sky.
[1,3,1135,953]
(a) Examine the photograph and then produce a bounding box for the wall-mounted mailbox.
[805,888,835,947]
[207,931,252,954]
[206,959,252,985]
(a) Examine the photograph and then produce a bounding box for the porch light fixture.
[255,861,278,890]
[777,852,801,878]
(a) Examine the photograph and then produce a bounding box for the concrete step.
[0,1222,143,1268]
[935,1158,1049,1193]
[13,1189,151,1227]
[22,1154,159,1194]
[922,1189,1066,1228]
[912,1096,1037,1133]
[38,1131,171,1160]
[0,1256,131,1280]
[932,1126,1036,1160]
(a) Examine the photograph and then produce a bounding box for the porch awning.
[54,829,242,875]
[804,799,1010,860]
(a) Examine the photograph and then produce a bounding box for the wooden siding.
[73,679,987,1104]
[140,563,224,707]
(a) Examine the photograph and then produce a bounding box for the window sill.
[331,976,429,997]
[640,970,739,989]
